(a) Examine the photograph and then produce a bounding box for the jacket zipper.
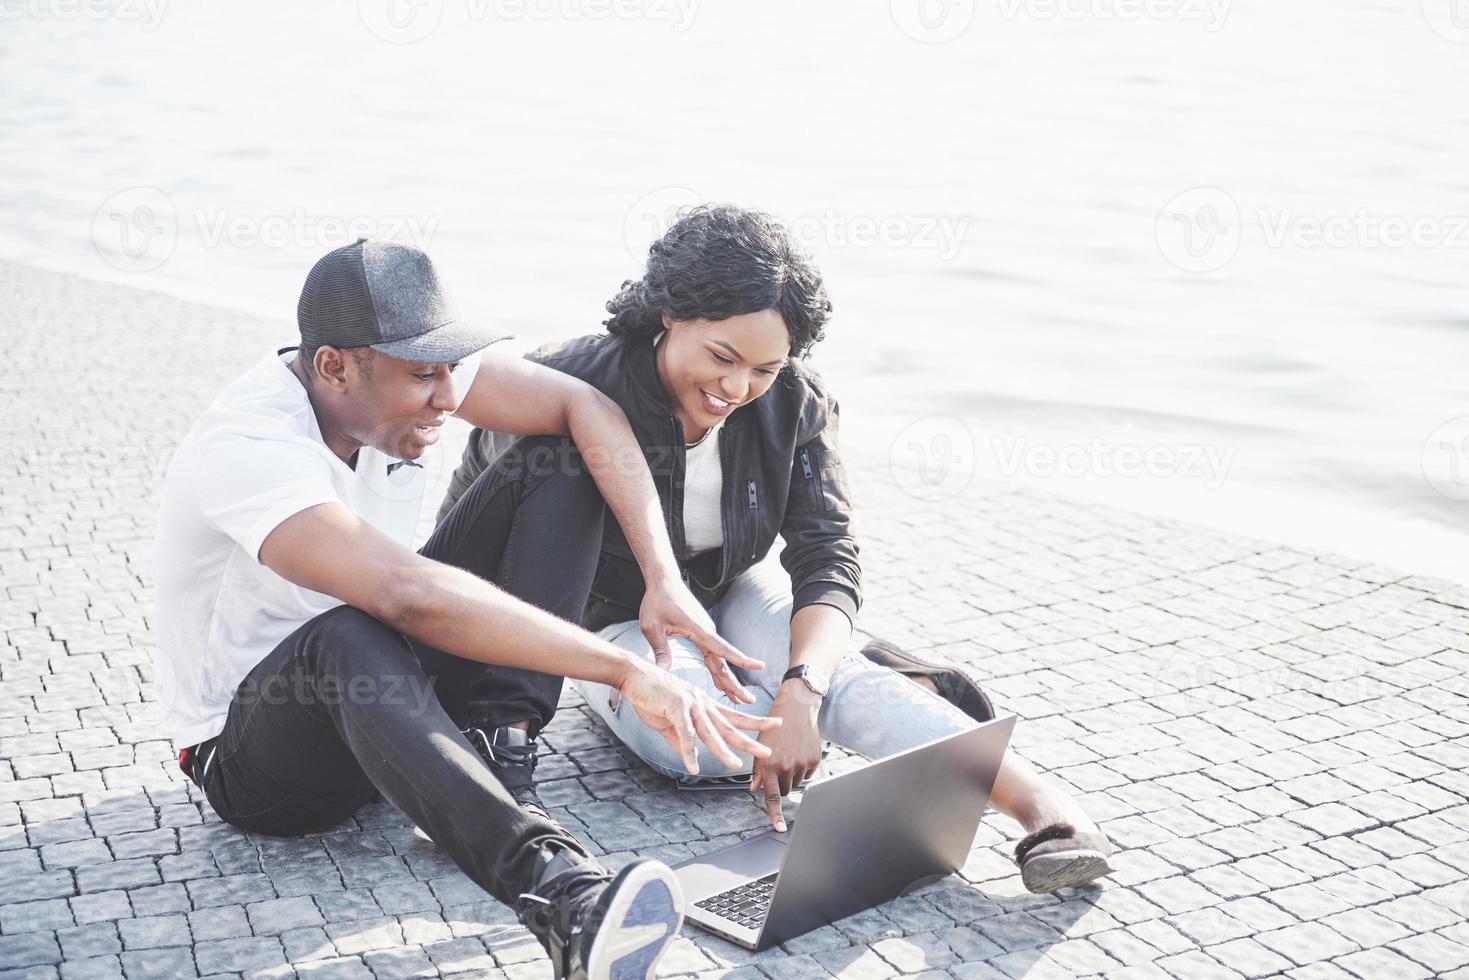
[746,479,758,560]
[716,426,731,581]
[669,416,688,581]
[801,448,814,480]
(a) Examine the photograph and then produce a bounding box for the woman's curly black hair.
[604,204,832,358]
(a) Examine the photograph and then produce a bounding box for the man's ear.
[315,346,351,391]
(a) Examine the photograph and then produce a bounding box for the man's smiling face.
[306,346,468,462]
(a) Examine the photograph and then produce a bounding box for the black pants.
[200,437,605,907]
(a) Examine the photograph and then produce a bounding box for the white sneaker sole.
[583,860,684,980]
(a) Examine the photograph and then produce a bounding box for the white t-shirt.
[151,346,480,746]
[650,332,725,555]
[682,426,725,554]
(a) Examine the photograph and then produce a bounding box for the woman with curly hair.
[438,204,1114,893]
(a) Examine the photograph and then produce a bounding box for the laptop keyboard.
[693,873,779,929]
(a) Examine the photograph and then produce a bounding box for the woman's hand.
[750,683,824,832]
[617,658,780,774]
[639,579,764,704]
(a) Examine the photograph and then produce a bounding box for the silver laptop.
[672,715,1015,950]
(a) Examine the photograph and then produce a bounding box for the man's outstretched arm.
[453,347,760,701]
[259,502,777,773]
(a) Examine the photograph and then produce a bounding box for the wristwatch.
[781,664,831,699]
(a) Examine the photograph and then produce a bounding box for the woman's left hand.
[750,685,824,832]
[639,580,764,704]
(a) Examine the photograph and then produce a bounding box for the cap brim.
[370,320,515,363]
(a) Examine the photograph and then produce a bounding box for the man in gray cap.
[152,239,779,980]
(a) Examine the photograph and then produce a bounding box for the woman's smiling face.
[655,309,792,442]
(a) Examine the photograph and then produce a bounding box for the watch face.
[803,669,830,696]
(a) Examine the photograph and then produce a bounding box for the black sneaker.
[464,725,548,819]
[517,845,684,980]
[859,637,997,723]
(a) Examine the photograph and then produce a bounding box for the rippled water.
[2,0,1466,575]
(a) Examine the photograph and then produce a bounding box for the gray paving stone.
[126,883,190,917]
[0,933,62,971]
[66,893,131,928]
[7,873,76,906]
[58,955,124,980]
[54,924,120,960]
[280,926,335,962]
[293,957,375,979]
[184,874,275,911]
[192,936,285,975]
[422,938,497,974]
[186,905,251,942]
[74,859,160,894]
[311,891,380,925]
[0,900,73,935]
[117,946,198,980]
[1258,922,1359,965]
[361,946,436,979]
[1332,945,1432,979]
[118,915,191,951]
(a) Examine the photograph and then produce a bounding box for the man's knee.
[499,435,586,484]
[302,606,412,674]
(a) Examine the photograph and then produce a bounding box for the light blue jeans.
[573,557,977,781]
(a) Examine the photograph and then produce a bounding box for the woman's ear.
[661,312,676,333]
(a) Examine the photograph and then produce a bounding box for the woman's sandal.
[1013,823,1115,893]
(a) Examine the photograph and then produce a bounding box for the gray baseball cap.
[297,239,511,362]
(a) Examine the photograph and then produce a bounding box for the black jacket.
[438,332,862,632]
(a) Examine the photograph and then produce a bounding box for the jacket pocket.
[790,447,824,514]
[792,446,850,513]
[817,448,852,512]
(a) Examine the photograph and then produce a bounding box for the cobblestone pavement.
[3,259,1468,979]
